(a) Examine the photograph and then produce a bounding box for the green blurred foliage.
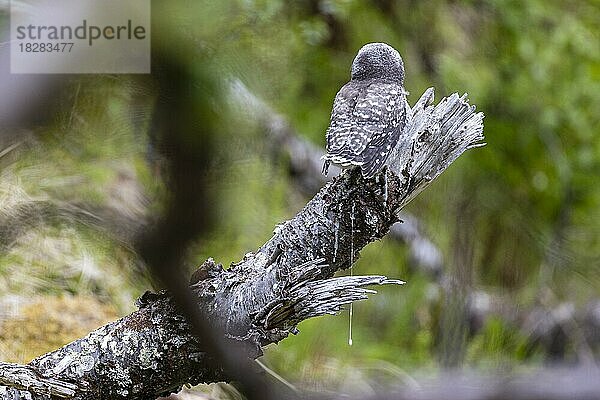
[1,0,599,390]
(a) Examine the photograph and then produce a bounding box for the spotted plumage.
[322,43,410,178]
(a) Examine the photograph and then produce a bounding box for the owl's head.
[351,43,405,84]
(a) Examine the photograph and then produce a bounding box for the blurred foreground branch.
[0,89,484,399]
[377,367,600,400]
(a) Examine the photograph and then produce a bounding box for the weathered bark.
[0,88,484,399]
[235,80,445,279]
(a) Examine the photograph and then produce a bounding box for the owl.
[322,43,410,178]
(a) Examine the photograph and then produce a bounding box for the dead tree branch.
[0,88,484,399]
[233,80,445,279]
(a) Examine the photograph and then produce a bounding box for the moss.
[0,295,119,363]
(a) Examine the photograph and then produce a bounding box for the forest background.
[0,0,599,397]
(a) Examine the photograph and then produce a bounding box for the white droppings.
[383,172,388,205]
[333,219,339,263]
[349,202,356,347]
